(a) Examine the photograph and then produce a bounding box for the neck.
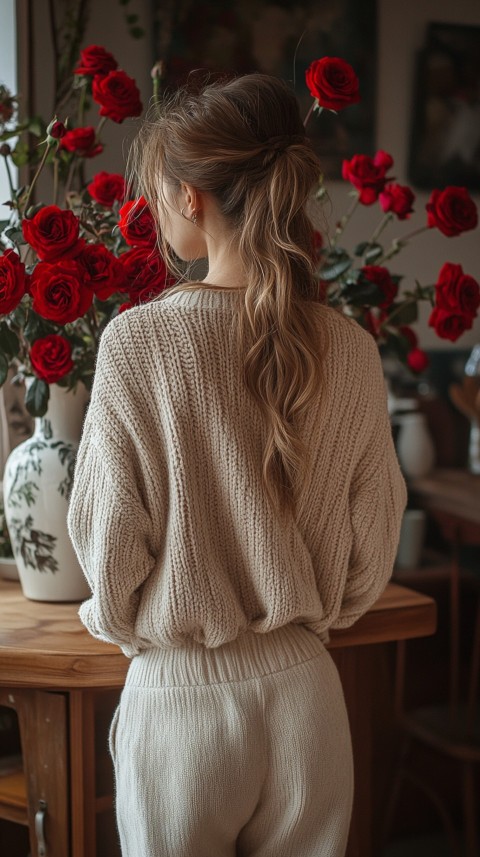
[202,222,246,290]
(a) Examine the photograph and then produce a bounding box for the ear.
[180,182,202,217]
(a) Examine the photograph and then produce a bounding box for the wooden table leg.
[69,689,96,857]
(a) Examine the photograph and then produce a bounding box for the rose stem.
[52,156,59,205]
[369,212,393,245]
[22,141,52,215]
[2,152,16,200]
[303,101,316,129]
[64,155,77,197]
[95,116,107,141]
[332,195,359,246]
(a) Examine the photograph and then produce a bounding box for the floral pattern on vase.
[3,380,91,601]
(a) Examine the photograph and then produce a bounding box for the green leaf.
[364,244,383,264]
[354,241,370,257]
[387,301,418,325]
[129,26,145,38]
[2,226,24,244]
[0,353,9,386]
[9,302,27,327]
[27,116,46,137]
[10,142,32,167]
[24,311,57,342]
[341,281,384,307]
[0,127,22,142]
[119,0,131,4]
[126,13,138,23]
[25,376,49,417]
[319,258,352,282]
[0,322,20,359]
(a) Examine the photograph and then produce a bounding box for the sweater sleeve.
[330,332,408,629]
[66,319,157,658]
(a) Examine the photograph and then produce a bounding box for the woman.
[67,73,407,857]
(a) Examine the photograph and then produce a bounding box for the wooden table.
[0,579,436,857]
[408,467,480,528]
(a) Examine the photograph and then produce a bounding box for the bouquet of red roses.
[305,57,479,374]
[0,48,479,419]
[0,45,173,417]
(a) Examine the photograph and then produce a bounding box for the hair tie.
[265,134,305,153]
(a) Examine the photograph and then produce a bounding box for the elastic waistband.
[126,623,327,688]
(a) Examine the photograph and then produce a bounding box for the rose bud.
[151,60,165,80]
[47,118,67,141]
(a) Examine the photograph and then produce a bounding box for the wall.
[17,0,480,349]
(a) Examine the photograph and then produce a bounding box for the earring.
[180,207,198,226]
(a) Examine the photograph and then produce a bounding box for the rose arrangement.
[0,45,173,417]
[0,49,479,421]
[304,56,479,373]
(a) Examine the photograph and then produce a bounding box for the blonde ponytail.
[129,73,327,519]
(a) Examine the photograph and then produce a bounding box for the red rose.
[29,334,74,383]
[30,260,94,324]
[407,347,429,373]
[118,197,157,247]
[342,151,394,205]
[22,206,84,262]
[118,301,134,314]
[428,307,473,342]
[87,171,126,207]
[92,70,143,123]
[74,45,118,78]
[361,265,398,309]
[119,248,173,302]
[0,250,27,313]
[426,187,478,237]
[305,57,360,111]
[60,127,103,158]
[433,262,480,318]
[77,245,127,300]
[379,183,415,220]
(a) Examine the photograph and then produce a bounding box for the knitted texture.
[67,286,408,658]
[110,623,354,857]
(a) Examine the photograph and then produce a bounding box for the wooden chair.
[382,510,480,857]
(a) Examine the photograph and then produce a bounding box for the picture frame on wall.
[150,0,377,179]
[408,22,480,191]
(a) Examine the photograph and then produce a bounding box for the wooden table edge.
[0,581,437,689]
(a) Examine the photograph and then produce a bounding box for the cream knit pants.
[109,623,354,857]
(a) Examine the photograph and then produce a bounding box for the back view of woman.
[67,72,407,857]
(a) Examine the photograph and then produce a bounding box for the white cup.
[395,509,426,570]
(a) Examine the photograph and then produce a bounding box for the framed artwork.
[150,0,377,178]
[408,22,480,191]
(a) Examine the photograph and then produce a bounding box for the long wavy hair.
[128,73,328,521]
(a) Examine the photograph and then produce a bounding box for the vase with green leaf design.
[2,379,91,601]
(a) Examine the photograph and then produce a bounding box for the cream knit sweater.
[67,286,408,658]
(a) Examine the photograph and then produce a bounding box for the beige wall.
[22,0,480,349]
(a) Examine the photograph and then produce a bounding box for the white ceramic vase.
[2,380,91,601]
[396,412,436,479]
